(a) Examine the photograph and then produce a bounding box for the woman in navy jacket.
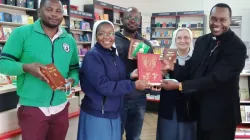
[77,20,149,140]
[157,28,197,140]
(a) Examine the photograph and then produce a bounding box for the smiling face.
[122,8,141,33]
[96,23,115,49]
[39,0,63,28]
[209,7,231,36]
[175,29,191,50]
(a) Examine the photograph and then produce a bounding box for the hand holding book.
[23,63,49,83]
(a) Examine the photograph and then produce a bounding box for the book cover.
[63,5,67,15]
[162,48,177,63]
[0,74,11,85]
[27,16,34,24]
[94,13,100,20]
[2,27,12,40]
[128,38,142,60]
[26,0,34,9]
[137,53,162,86]
[132,42,150,57]
[74,21,80,29]
[40,63,66,91]
[21,15,28,24]
[0,26,5,40]
[11,14,18,23]
[103,14,109,20]
[7,0,15,5]
[16,0,26,7]
[3,12,12,22]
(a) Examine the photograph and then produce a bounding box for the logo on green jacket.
[63,43,70,53]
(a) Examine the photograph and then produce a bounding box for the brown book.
[128,38,142,60]
[40,64,66,91]
[162,48,177,63]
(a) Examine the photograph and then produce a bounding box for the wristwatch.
[178,82,182,91]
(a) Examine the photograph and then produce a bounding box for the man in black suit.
[161,3,246,140]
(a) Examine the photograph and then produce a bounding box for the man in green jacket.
[0,0,79,140]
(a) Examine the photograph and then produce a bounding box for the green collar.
[33,18,68,38]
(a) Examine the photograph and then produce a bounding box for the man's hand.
[23,63,49,83]
[130,69,138,79]
[161,59,174,71]
[57,78,75,91]
[135,80,150,90]
[161,79,179,90]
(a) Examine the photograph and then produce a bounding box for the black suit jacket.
[173,29,246,130]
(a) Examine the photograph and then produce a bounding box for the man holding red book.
[0,0,79,140]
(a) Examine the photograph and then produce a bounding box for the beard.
[41,19,60,29]
[123,25,138,33]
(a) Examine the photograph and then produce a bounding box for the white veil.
[91,20,117,51]
[169,27,194,51]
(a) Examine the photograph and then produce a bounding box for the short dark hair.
[124,7,141,17]
[39,0,61,8]
[210,3,232,17]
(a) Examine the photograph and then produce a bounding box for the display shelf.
[0,21,26,26]
[76,42,91,45]
[0,4,36,11]
[70,29,92,32]
[0,84,16,94]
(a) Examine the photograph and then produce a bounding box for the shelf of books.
[69,7,93,68]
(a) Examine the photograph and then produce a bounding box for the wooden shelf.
[70,29,92,32]
[76,42,91,45]
[152,27,176,29]
[114,23,123,26]
[152,37,172,39]
[0,22,26,26]
[0,4,36,11]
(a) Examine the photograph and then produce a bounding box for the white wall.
[70,0,250,42]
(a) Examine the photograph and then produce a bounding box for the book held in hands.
[40,64,66,91]
[137,53,162,86]
[128,38,151,59]
[162,48,177,63]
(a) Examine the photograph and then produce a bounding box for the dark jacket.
[115,31,156,98]
[159,60,197,122]
[172,29,246,130]
[79,43,136,119]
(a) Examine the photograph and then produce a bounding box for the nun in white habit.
[157,28,197,140]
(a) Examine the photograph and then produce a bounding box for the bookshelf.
[150,11,206,51]
[176,11,206,40]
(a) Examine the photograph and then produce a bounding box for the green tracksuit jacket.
[0,19,79,107]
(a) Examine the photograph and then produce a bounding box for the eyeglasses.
[124,16,141,22]
[210,17,229,24]
[176,36,191,41]
[97,32,115,38]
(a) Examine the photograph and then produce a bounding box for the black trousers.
[197,126,236,140]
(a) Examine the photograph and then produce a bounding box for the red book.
[40,64,66,91]
[137,53,162,86]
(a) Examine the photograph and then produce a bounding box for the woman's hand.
[130,69,138,79]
